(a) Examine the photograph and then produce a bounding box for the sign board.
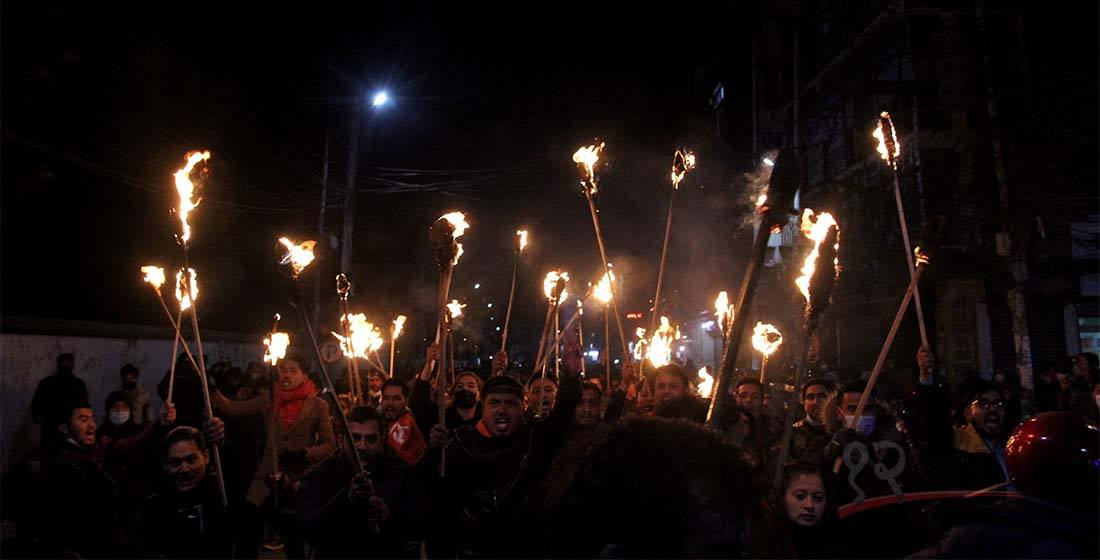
[319,340,342,364]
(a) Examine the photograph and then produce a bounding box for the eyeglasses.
[972,399,1005,411]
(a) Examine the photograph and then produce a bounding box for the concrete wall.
[1,318,262,471]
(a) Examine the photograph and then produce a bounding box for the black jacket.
[409,378,482,439]
[135,476,257,559]
[298,453,428,558]
[421,367,581,558]
[4,441,122,557]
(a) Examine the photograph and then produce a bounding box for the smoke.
[734,149,778,231]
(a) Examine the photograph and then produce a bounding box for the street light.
[341,90,393,273]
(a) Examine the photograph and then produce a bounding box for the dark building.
[703,0,1098,403]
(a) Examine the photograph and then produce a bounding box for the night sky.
[2,4,760,352]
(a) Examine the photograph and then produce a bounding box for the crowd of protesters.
[3,337,1098,558]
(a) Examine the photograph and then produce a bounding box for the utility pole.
[313,130,330,329]
[341,107,361,276]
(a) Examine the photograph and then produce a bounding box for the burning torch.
[500,229,528,356]
[334,273,362,405]
[169,150,227,506]
[277,236,365,474]
[751,322,784,384]
[774,208,841,485]
[707,148,799,427]
[429,212,468,476]
[875,112,929,350]
[573,143,631,363]
[389,314,406,379]
[535,270,568,416]
[648,148,695,368]
[140,265,200,380]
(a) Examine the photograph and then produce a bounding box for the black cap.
[483,375,525,400]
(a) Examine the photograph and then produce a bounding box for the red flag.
[387,411,426,465]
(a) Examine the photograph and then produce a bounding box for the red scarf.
[273,378,317,432]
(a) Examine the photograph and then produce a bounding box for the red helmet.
[1006,412,1099,510]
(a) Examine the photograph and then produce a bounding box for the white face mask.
[109,410,130,426]
[843,414,876,436]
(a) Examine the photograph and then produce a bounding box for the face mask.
[109,411,130,426]
[454,390,478,408]
[843,414,876,436]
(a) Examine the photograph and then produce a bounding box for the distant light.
[496,326,501,331]
[487,303,493,308]
[474,283,481,290]
[702,320,715,330]
[679,346,686,352]
[614,359,621,365]
[762,157,775,167]
[372,91,389,107]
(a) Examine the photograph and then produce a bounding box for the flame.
[332,313,384,359]
[174,151,211,245]
[873,111,900,164]
[278,237,317,277]
[593,270,615,304]
[751,322,784,356]
[453,243,464,265]
[516,230,528,252]
[445,299,465,318]
[543,270,570,302]
[141,265,166,291]
[670,149,697,189]
[914,245,929,266]
[263,332,290,366]
[633,327,648,362]
[697,366,715,398]
[646,316,679,368]
[392,315,407,338]
[440,211,469,238]
[572,142,605,193]
[755,194,768,209]
[795,209,840,302]
[174,268,198,311]
[714,291,732,328]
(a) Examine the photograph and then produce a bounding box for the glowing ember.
[714,291,732,329]
[332,313,384,359]
[174,268,198,311]
[873,111,901,164]
[445,299,465,318]
[670,149,697,189]
[543,270,570,302]
[756,194,768,209]
[697,366,715,398]
[795,209,840,302]
[263,332,290,366]
[572,142,605,192]
[751,322,784,356]
[646,316,679,368]
[440,211,469,238]
[141,265,166,291]
[173,151,211,245]
[392,315,407,338]
[278,237,317,277]
[593,270,615,304]
[516,230,529,252]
